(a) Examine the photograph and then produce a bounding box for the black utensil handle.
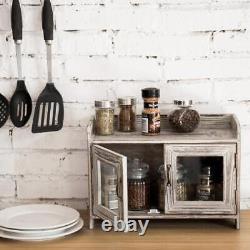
[42,0,53,41]
[11,0,23,41]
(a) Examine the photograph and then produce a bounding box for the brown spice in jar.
[119,105,136,132]
[128,178,150,210]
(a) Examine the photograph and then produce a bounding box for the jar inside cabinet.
[128,158,150,211]
[101,164,118,210]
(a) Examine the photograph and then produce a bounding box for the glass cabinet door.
[92,145,128,223]
[165,144,236,214]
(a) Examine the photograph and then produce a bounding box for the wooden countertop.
[0,210,249,250]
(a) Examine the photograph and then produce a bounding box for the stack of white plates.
[0,204,84,241]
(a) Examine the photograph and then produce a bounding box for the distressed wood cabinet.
[87,114,240,229]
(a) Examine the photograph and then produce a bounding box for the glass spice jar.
[118,97,137,132]
[197,166,215,201]
[176,163,188,201]
[95,100,115,135]
[169,100,200,133]
[141,88,160,135]
[102,165,118,210]
[128,159,150,211]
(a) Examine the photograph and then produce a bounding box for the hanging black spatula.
[10,0,32,127]
[32,0,64,133]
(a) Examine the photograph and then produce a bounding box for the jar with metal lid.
[95,100,115,135]
[128,159,150,211]
[141,88,160,135]
[118,97,137,132]
[169,100,200,133]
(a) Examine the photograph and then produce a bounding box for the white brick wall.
[0,0,250,210]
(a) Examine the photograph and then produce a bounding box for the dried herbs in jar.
[169,100,200,133]
[128,159,150,211]
[95,100,115,135]
[118,97,137,132]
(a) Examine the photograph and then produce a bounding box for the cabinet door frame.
[92,145,128,224]
[164,144,237,214]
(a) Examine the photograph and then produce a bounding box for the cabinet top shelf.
[88,114,240,144]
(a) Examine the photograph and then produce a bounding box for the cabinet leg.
[235,217,240,230]
[89,217,95,229]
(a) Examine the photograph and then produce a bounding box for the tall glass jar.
[118,97,137,132]
[141,88,160,135]
[128,159,150,211]
[169,100,200,133]
[95,100,115,135]
[101,164,118,210]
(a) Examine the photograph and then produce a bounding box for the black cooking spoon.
[10,0,32,127]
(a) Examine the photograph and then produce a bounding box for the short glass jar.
[128,159,150,211]
[118,97,137,132]
[95,100,115,135]
[141,88,160,135]
[197,166,215,201]
[169,100,200,133]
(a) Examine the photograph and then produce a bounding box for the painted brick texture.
[0,0,250,209]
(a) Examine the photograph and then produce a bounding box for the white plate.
[0,218,79,234]
[0,218,84,241]
[0,204,80,230]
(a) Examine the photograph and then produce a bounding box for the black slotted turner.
[32,0,64,133]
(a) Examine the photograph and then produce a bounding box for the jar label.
[144,102,159,109]
[142,113,160,134]
[142,117,149,133]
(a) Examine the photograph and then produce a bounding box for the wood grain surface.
[0,210,249,250]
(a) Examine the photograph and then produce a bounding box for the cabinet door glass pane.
[176,156,223,201]
[99,162,118,210]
